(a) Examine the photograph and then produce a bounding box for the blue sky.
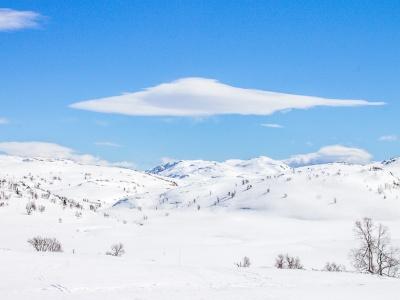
[0,1,399,169]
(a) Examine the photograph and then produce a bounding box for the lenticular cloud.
[70,77,383,117]
[285,145,373,167]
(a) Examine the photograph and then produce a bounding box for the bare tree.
[106,243,125,257]
[351,218,375,273]
[350,218,400,277]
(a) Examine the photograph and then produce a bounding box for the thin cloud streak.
[261,123,283,128]
[379,135,398,142]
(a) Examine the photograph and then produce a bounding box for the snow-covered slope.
[1,154,400,299]
[0,155,175,209]
[147,157,400,219]
[2,154,400,219]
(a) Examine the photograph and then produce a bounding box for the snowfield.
[1,154,400,299]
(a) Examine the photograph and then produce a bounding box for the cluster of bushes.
[323,262,346,272]
[26,202,46,215]
[275,254,303,270]
[28,236,63,252]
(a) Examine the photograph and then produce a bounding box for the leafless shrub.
[26,202,36,215]
[323,262,346,272]
[28,236,63,252]
[275,254,285,269]
[38,205,46,213]
[235,256,251,268]
[350,217,400,277]
[275,254,303,269]
[106,243,125,257]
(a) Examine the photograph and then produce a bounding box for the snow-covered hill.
[0,154,175,208]
[1,154,400,219]
[1,154,400,299]
[146,157,400,219]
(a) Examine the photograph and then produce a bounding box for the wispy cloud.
[70,78,384,117]
[0,8,42,31]
[0,117,9,124]
[285,145,372,167]
[261,123,283,128]
[95,141,122,148]
[379,135,398,142]
[0,141,134,168]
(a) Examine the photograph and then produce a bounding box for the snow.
[1,154,400,299]
[148,158,400,219]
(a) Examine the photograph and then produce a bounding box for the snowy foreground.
[1,155,400,299]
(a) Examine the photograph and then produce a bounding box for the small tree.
[350,217,400,277]
[106,243,125,257]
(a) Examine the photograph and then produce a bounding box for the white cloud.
[95,141,122,148]
[70,78,383,117]
[0,141,134,168]
[379,135,398,142]
[0,117,9,124]
[285,145,373,167]
[261,123,283,128]
[0,8,41,31]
